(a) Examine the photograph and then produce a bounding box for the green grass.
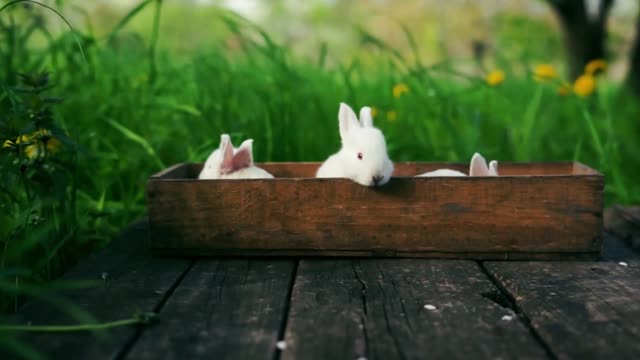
[1,1,640,358]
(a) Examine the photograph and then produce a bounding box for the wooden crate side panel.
[147,176,603,255]
[149,248,599,260]
[184,162,590,179]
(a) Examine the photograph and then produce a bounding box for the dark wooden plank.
[124,259,296,360]
[485,239,640,360]
[0,220,193,360]
[148,171,603,259]
[282,259,547,360]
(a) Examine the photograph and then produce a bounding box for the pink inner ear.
[231,147,252,170]
[220,140,235,174]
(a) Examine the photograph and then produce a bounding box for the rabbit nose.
[372,175,384,185]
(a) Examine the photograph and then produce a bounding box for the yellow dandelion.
[533,64,557,82]
[486,70,505,86]
[585,59,607,75]
[392,83,409,98]
[387,110,397,122]
[370,107,378,118]
[573,74,596,97]
[557,83,572,96]
[4,129,61,159]
[24,137,60,159]
[3,134,30,148]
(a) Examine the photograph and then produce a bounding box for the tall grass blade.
[106,119,166,170]
[148,0,163,84]
[0,0,87,63]
[105,0,154,43]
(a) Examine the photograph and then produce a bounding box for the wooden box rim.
[149,161,603,182]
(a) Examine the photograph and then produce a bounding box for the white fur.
[488,160,498,176]
[417,169,467,177]
[198,134,274,179]
[469,152,499,176]
[417,152,499,177]
[316,103,394,186]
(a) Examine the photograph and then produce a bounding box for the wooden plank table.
[2,220,639,360]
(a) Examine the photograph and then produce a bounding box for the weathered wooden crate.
[146,162,604,260]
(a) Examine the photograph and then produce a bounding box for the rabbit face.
[333,103,393,186]
[342,127,393,186]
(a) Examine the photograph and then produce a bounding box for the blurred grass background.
[1,1,639,354]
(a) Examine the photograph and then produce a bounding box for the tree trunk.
[626,11,640,94]
[548,0,614,80]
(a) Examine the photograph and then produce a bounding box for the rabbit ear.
[219,134,231,150]
[359,106,373,128]
[233,139,254,169]
[469,152,490,176]
[488,160,499,176]
[220,134,235,174]
[339,102,360,139]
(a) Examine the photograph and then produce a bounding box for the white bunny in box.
[316,102,394,187]
[418,152,499,177]
[198,134,273,179]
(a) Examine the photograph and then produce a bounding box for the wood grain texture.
[125,259,296,360]
[152,161,601,179]
[485,254,640,359]
[0,220,193,360]
[281,259,547,360]
[148,162,604,259]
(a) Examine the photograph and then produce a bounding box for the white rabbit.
[316,102,394,186]
[489,160,498,176]
[417,152,499,177]
[198,134,274,179]
[418,168,467,177]
[469,152,499,176]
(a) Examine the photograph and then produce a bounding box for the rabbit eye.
[357,152,363,160]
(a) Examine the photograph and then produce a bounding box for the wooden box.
[146,162,604,260]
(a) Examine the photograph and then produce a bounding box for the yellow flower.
[486,70,505,86]
[4,134,31,148]
[24,137,60,159]
[392,83,409,98]
[370,107,378,118]
[3,129,61,159]
[573,74,596,97]
[386,110,397,122]
[557,83,572,96]
[533,64,557,82]
[585,59,607,75]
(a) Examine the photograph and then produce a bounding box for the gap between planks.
[476,260,558,360]
[113,233,638,360]
[114,259,197,360]
[121,258,299,359]
[281,259,548,359]
[479,233,640,360]
[273,260,300,360]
